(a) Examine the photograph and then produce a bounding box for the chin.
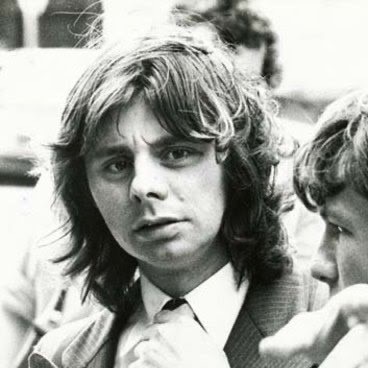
[329,285,342,298]
[153,247,195,267]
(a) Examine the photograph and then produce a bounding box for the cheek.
[89,181,131,236]
[337,240,368,286]
[351,238,368,284]
[190,166,226,225]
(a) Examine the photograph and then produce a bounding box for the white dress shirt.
[114,263,248,367]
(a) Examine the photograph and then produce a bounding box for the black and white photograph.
[0,0,367,367]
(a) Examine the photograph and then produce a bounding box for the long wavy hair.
[51,26,292,311]
[294,90,368,211]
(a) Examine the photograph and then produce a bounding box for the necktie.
[162,298,188,311]
[161,298,205,330]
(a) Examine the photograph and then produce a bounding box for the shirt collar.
[140,263,248,348]
[140,273,173,320]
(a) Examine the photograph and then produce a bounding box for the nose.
[310,231,338,288]
[129,158,168,203]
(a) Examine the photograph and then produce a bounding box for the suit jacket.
[29,269,327,368]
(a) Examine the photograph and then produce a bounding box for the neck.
[139,246,229,297]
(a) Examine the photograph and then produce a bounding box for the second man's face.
[313,186,368,296]
[85,99,228,282]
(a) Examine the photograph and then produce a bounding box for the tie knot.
[162,298,187,311]
[160,298,204,329]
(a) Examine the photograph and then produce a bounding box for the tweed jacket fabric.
[29,269,327,368]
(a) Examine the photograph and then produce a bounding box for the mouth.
[132,217,186,242]
[133,217,182,233]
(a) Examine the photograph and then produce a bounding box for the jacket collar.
[62,282,141,368]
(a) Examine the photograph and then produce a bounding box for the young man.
[260,91,368,367]
[29,26,324,368]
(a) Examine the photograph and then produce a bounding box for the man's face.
[312,186,368,296]
[85,100,228,282]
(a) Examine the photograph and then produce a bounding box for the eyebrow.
[142,134,198,148]
[90,144,132,159]
[321,205,354,229]
[91,135,201,159]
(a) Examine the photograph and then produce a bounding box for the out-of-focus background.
[0,0,368,278]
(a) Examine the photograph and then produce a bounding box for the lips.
[133,217,182,232]
[132,216,185,243]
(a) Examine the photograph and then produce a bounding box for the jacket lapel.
[224,271,315,368]
[224,306,264,368]
[61,310,117,368]
[62,281,142,368]
[29,353,59,368]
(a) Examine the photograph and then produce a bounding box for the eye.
[165,148,191,161]
[328,222,349,238]
[159,143,205,167]
[105,159,131,174]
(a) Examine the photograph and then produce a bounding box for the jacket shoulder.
[273,266,328,311]
[246,267,328,337]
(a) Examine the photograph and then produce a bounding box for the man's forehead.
[89,118,206,158]
[320,186,368,224]
[90,127,177,154]
[94,101,164,139]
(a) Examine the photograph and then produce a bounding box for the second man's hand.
[259,284,368,365]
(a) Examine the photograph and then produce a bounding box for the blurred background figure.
[0,172,100,368]
[0,0,102,48]
[0,2,103,366]
[174,0,282,88]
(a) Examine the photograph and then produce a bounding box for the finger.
[138,324,176,355]
[134,340,151,358]
[132,340,166,365]
[319,324,368,368]
[128,339,174,368]
[153,310,176,323]
[344,300,368,329]
[332,284,368,327]
[139,326,161,342]
[128,357,156,368]
[122,338,151,366]
[259,312,320,359]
